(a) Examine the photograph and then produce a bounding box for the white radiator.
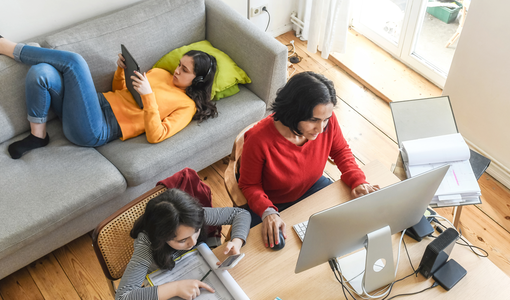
[291,0,312,40]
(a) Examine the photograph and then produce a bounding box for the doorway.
[352,0,465,88]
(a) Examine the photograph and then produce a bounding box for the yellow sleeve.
[141,93,196,143]
[112,66,126,91]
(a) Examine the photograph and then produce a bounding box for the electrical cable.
[327,231,408,299]
[262,7,270,32]
[329,259,357,300]
[286,42,295,57]
[429,217,489,257]
[360,230,408,299]
[384,282,439,300]
[380,270,419,300]
[402,238,417,274]
[285,40,302,64]
[328,216,481,300]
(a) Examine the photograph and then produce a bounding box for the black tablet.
[121,44,143,108]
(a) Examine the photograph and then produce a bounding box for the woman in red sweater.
[238,72,380,248]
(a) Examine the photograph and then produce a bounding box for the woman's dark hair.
[184,50,218,123]
[130,188,207,270]
[271,71,337,135]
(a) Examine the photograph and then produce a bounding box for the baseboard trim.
[270,24,294,39]
[466,138,510,189]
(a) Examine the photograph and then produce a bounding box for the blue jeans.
[13,44,121,147]
[247,175,334,228]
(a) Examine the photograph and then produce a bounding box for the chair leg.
[107,278,117,298]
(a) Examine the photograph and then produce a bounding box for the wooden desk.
[213,161,510,299]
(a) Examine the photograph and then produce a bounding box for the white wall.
[442,1,510,188]
[221,0,248,18]
[1,0,297,42]
[248,0,298,37]
[1,0,142,41]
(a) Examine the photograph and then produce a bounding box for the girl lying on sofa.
[0,36,218,159]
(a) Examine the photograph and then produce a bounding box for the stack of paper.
[401,133,481,207]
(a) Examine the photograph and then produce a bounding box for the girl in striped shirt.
[115,188,251,300]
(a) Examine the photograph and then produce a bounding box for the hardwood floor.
[1,31,509,299]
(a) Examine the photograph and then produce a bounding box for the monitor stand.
[337,226,395,295]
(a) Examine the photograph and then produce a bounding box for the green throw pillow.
[153,40,251,100]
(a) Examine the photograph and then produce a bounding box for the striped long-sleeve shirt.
[115,207,251,300]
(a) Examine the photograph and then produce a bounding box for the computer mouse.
[270,229,285,250]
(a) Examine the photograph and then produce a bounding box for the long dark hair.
[184,50,218,123]
[271,72,337,135]
[130,188,207,270]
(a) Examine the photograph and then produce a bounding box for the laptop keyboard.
[293,220,308,242]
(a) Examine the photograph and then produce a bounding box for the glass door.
[352,0,465,88]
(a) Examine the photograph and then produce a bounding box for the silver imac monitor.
[295,165,449,295]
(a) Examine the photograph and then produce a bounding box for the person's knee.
[26,63,61,88]
[61,51,87,70]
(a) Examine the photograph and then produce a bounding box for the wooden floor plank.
[477,174,510,233]
[323,66,398,142]
[324,161,342,182]
[211,158,228,178]
[198,166,233,209]
[0,268,44,300]
[277,31,337,71]
[334,100,399,169]
[275,35,329,75]
[53,234,113,300]
[330,28,443,102]
[27,254,81,300]
[458,205,510,276]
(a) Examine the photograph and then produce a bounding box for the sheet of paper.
[402,133,470,165]
[408,160,481,196]
[430,196,481,207]
[196,244,249,300]
[148,249,235,300]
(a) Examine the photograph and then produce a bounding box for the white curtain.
[306,0,352,59]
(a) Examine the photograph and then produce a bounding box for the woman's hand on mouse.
[262,214,286,248]
[223,238,243,256]
[351,183,380,198]
[131,71,153,95]
[116,53,126,69]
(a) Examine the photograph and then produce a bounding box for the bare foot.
[0,36,16,59]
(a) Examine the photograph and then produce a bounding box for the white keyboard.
[292,221,308,242]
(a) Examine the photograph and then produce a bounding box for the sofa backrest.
[0,56,33,144]
[45,0,206,93]
[0,0,206,145]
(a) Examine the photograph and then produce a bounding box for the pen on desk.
[200,269,212,281]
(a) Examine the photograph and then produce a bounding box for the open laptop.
[121,44,143,108]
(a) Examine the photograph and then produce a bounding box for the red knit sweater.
[238,113,367,217]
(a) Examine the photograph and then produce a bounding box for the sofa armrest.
[205,0,287,108]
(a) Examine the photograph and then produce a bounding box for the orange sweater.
[103,67,196,143]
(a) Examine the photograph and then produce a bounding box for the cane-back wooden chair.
[92,185,167,296]
[223,122,258,208]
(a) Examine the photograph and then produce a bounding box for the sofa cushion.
[45,0,206,93]
[96,86,266,186]
[0,48,35,144]
[0,120,126,260]
[153,40,252,100]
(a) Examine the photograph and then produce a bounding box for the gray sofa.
[0,0,286,279]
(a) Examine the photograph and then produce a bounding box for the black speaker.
[405,215,434,242]
[418,227,459,278]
